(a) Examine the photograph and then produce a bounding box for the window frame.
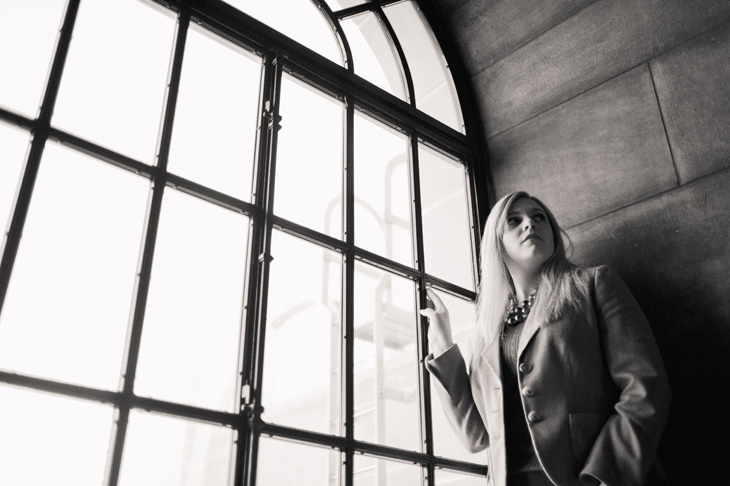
[0,0,488,485]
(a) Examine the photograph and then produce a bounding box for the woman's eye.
[534,213,546,221]
[507,217,520,226]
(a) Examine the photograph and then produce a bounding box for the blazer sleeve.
[581,265,672,486]
[425,343,489,453]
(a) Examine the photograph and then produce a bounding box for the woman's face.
[501,197,555,273]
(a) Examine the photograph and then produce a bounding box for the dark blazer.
[426,266,671,486]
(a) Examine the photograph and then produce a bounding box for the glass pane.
[274,74,343,238]
[354,112,412,266]
[262,230,342,434]
[435,469,488,486]
[341,12,405,99]
[0,385,113,486]
[354,455,422,486]
[135,189,249,412]
[354,262,420,450]
[324,0,368,10]
[257,436,340,486]
[0,123,30,241]
[52,0,176,163]
[0,0,66,117]
[0,142,150,389]
[384,1,464,133]
[428,291,489,464]
[222,0,342,65]
[419,145,475,290]
[167,24,262,201]
[119,410,233,486]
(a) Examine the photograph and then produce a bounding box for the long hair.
[475,191,588,345]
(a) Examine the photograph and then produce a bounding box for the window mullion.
[375,8,415,108]
[232,50,275,486]
[104,8,189,486]
[342,94,356,486]
[464,161,483,295]
[241,53,284,486]
[409,135,436,486]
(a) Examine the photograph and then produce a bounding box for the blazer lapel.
[482,333,502,380]
[518,315,541,359]
[479,316,541,380]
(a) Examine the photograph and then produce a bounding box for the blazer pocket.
[569,413,610,464]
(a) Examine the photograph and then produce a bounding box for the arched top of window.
[222,0,465,133]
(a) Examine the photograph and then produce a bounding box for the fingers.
[420,308,437,319]
[422,290,436,311]
[424,288,446,312]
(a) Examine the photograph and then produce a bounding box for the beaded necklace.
[503,289,537,326]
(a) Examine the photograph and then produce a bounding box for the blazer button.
[519,363,533,374]
[521,386,534,397]
[527,411,542,422]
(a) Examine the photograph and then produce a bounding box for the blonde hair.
[475,191,588,345]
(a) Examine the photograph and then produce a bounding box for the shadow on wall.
[567,175,730,486]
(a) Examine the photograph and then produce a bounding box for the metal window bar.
[312,0,354,70]
[242,46,288,486]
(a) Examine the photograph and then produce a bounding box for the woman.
[421,191,671,486]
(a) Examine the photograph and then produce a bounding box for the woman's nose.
[523,218,535,229]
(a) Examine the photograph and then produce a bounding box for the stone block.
[651,20,730,183]
[475,0,730,136]
[567,169,730,397]
[445,0,596,76]
[487,65,676,228]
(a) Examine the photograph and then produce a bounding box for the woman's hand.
[420,288,454,358]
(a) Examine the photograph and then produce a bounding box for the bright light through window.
[134,188,249,412]
[256,436,340,486]
[52,0,176,163]
[0,0,66,117]
[223,0,342,65]
[0,385,114,485]
[354,454,423,485]
[0,1,483,484]
[274,74,344,238]
[119,410,234,486]
[262,229,342,434]
[353,262,420,451]
[419,144,475,290]
[167,23,263,201]
[384,1,464,132]
[341,12,406,100]
[354,111,412,265]
[0,141,150,390]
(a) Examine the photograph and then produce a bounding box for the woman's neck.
[509,268,540,301]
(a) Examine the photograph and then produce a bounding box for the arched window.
[0,0,487,484]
